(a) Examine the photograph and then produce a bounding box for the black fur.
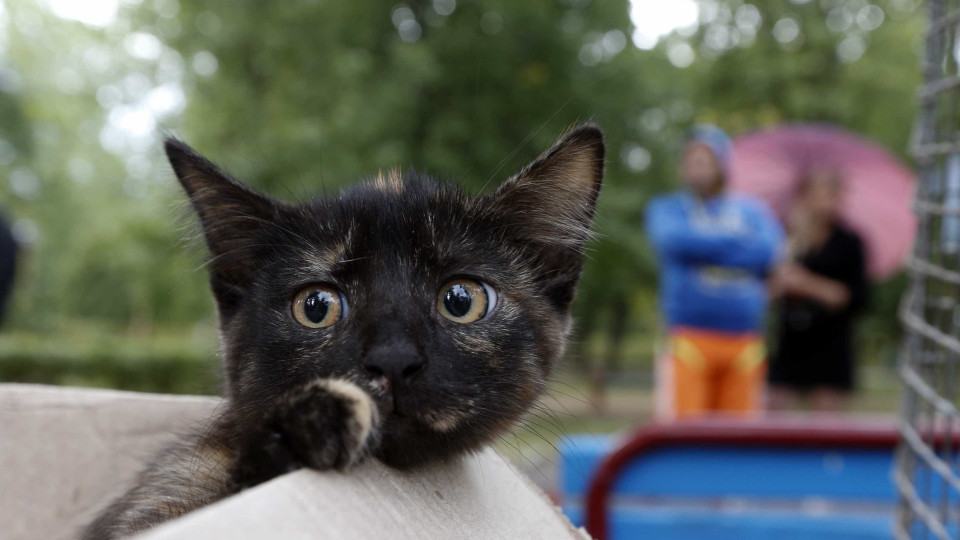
[82,123,604,538]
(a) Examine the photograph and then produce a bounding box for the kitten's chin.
[373,413,479,469]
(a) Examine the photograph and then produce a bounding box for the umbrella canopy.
[729,125,916,281]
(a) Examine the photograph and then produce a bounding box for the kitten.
[82,123,604,538]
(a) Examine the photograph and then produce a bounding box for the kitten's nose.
[363,348,425,388]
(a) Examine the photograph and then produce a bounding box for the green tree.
[0,0,926,390]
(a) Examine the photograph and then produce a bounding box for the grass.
[0,326,220,394]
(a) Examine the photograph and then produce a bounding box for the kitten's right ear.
[165,138,280,314]
[487,124,604,312]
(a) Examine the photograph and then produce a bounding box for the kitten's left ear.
[490,123,605,311]
[165,138,283,316]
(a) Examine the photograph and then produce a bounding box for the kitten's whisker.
[540,389,590,420]
[530,401,577,420]
[209,209,317,249]
[546,377,596,404]
[530,401,596,446]
[526,405,565,429]
[527,405,597,477]
[495,434,552,485]
[276,174,305,204]
[509,423,560,468]
[543,387,596,409]
[195,243,301,272]
[519,412,567,443]
[336,256,371,265]
[512,419,563,462]
[486,437,536,485]
[481,96,575,192]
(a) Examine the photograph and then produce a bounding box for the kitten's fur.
[82,123,604,538]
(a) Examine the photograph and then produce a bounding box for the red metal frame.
[583,416,902,540]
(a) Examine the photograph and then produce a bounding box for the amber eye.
[292,285,346,328]
[437,279,497,324]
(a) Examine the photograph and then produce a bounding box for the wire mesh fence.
[897,1,960,538]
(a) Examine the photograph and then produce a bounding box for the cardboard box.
[1,384,584,539]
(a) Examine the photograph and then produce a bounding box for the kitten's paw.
[275,378,379,471]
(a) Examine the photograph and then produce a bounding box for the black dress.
[0,213,16,326]
[769,224,869,392]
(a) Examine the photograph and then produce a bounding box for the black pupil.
[303,291,331,323]
[444,284,474,318]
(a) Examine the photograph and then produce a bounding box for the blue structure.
[560,431,897,539]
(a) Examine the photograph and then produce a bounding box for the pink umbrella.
[729,124,917,281]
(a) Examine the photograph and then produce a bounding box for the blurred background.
[0,0,923,481]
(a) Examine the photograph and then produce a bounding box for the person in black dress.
[0,212,16,326]
[768,170,869,411]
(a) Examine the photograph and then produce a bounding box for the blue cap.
[687,124,733,177]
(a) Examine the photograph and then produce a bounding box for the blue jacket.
[646,192,785,333]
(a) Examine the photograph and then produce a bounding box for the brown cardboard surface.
[1,384,220,540]
[1,384,585,540]
[136,446,585,540]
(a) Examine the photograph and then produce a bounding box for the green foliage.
[0,0,923,389]
[681,0,922,159]
[0,327,218,393]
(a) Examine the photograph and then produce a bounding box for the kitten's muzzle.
[362,347,425,394]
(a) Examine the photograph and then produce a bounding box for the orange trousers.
[656,327,766,419]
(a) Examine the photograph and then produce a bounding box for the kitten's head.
[165,124,604,468]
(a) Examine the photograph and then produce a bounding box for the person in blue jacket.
[646,125,784,418]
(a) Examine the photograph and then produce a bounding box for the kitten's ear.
[490,123,605,311]
[165,138,280,314]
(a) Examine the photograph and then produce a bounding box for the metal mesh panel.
[897,1,960,538]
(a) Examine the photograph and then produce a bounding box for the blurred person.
[647,125,784,419]
[768,170,868,411]
[0,212,17,326]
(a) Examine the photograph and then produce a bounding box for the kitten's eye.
[437,279,497,324]
[292,285,346,328]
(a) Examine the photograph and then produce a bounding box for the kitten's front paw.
[274,378,379,471]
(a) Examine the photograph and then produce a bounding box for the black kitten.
[82,123,604,538]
